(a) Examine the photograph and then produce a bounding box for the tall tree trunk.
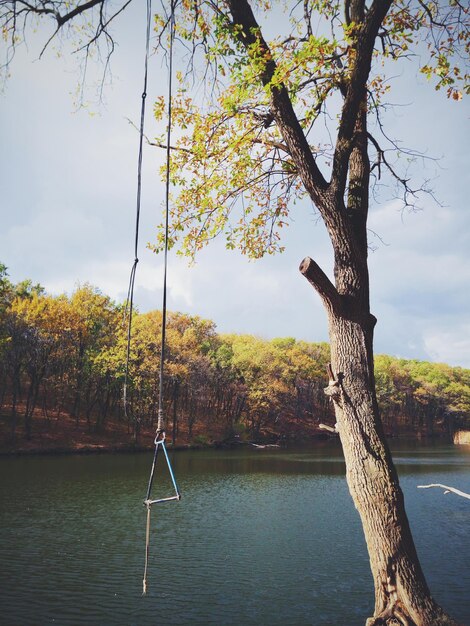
[325,308,457,625]
[298,140,459,624]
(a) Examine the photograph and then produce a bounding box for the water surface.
[0,441,469,625]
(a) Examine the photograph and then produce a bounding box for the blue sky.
[0,2,469,367]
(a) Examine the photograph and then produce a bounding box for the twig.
[319,423,339,434]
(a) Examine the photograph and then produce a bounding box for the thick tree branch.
[344,0,351,26]
[226,0,328,210]
[330,0,393,203]
[57,0,105,27]
[11,0,104,27]
[299,256,340,311]
[345,100,369,258]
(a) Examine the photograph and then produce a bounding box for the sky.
[0,2,469,368]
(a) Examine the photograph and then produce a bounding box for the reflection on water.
[0,442,469,625]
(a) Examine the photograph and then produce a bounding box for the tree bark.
[326,311,457,625]
[299,113,459,624]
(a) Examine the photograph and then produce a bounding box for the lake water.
[0,441,469,626]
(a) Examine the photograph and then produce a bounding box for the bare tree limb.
[1,0,134,103]
[7,0,104,27]
[299,256,340,311]
[319,422,339,433]
[417,484,470,501]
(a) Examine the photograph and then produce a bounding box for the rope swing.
[122,0,180,597]
[142,0,181,597]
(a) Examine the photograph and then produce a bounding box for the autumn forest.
[1,263,469,453]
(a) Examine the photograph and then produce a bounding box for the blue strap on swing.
[144,434,181,506]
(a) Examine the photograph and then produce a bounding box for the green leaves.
[150,1,468,261]
[151,88,301,259]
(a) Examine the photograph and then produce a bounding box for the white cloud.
[424,325,470,368]
[368,199,470,363]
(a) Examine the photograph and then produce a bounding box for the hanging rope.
[156,0,176,440]
[141,0,179,597]
[143,500,152,595]
[123,0,153,425]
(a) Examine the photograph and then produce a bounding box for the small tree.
[1,1,468,624]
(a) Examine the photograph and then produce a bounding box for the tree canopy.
[141,1,467,260]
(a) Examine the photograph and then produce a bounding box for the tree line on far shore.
[1,265,469,444]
